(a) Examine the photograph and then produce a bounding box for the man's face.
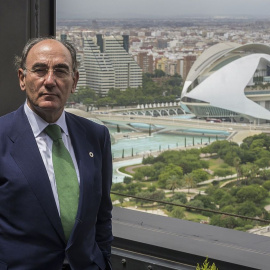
[18,39,79,122]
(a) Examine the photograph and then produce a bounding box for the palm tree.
[184,173,195,194]
[166,175,182,193]
[233,157,241,185]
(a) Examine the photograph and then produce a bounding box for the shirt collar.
[24,102,69,137]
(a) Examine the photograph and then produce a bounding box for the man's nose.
[44,70,57,86]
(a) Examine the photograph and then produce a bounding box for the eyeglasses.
[24,66,73,79]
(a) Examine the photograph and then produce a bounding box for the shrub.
[196,257,218,270]
[123,176,132,184]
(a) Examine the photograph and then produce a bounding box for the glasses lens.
[30,67,70,78]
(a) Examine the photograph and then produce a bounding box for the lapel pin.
[89,152,94,157]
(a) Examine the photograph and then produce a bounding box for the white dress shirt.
[24,103,80,215]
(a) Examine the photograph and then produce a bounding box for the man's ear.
[71,71,79,93]
[18,68,26,91]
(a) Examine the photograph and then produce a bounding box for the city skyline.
[57,0,270,19]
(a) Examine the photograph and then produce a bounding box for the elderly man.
[0,37,113,270]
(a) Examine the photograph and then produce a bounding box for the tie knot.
[45,124,62,141]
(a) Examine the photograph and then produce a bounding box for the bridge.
[95,102,186,117]
[66,108,270,148]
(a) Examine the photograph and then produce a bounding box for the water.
[112,158,142,183]
[107,119,230,182]
[110,130,224,182]
[111,132,216,159]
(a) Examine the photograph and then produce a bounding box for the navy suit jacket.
[0,106,113,270]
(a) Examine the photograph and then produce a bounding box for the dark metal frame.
[0,0,55,116]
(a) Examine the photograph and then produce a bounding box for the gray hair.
[14,37,79,72]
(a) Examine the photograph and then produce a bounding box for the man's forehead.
[26,40,72,64]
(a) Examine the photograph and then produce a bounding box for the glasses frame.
[23,66,74,79]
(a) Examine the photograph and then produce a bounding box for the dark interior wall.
[0,0,55,117]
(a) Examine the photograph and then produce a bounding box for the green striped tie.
[45,124,79,242]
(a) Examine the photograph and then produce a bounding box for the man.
[0,37,113,270]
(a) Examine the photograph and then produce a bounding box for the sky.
[57,0,270,19]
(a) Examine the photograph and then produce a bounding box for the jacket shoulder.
[0,111,16,131]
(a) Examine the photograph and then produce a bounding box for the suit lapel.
[9,106,65,243]
[66,114,96,221]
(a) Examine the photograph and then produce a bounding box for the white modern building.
[75,52,87,92]
[83,35,142,96]
[181,43,270,123]
[84,38,115,96]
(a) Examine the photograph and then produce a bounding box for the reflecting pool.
[109,126,227,182]
[111,132,217,159]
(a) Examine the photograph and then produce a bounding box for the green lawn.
[208,158,236,174]
[184,211,209,223]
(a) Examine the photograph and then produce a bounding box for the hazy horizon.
[57,0,270,20]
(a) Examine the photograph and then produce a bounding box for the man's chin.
[33,103,64,115]
[31,103,64,122]
[37,101,62,111]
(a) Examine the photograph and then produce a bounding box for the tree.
[134,166,156,181]
[167,74,182,87]
[240,163,259,183]
[136,191,151,206]
[191,169,209,183]
[158,163,183,188]
[210,215,241,229]
[123,177,132,184]
[107,88,122,100]
[125,182,143,195]
[184,173,195,193]
[255,157,270,168]
[236,201,262,217]
[76,86,97,102]
[213,168,232,177]
[220,205,236,215]
[171,192,187,204]
[193,195,217,210]
[170,207,185,219]
[95,97,115,108]
[149,190,165,201]
[143,155,155,164]
[148,185,157,192]
[154,69,166,77]
[111,183,125,193]
[71,86,97,111]
[224,150,241,166]
[82,97,94,112]
[233,157,242,183]
[166,175,183,193]
[263,180,270,191]
[135,190,165,206]
[218,193,236,209]
[259,169,270,180]
[236,185,268,204]
[155,150,182,165]
[186,199,204,210]
[165,193,187,212]
[243,133,270,150]
[249,163,259,181]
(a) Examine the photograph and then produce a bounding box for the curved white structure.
[181,43,270,123]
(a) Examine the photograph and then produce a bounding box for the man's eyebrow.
[53,63,70,70]
[31,63,47,69]
[30,63,70,70]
